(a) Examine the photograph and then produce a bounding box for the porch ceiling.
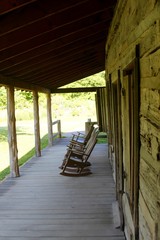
[0,0,117,92]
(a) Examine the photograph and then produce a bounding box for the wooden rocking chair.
[69,123,95,147]
[59,126,98,169]
[60,127,99,176]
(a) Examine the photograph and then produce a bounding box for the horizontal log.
[0,74,50,93]
[139,191,158,240]
[52,87,105,93]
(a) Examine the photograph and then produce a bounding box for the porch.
[0,135,125,240]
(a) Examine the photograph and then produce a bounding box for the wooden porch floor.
[0,135,125,240]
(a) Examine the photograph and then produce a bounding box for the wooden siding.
[105,0,160,239]
[0,137,125,240]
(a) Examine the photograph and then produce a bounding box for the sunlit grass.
[0,134,48,181]
[97,132,108,144]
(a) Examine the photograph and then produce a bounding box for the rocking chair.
[60,127,99,176]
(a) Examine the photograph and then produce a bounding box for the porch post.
[46,93,53,146]
[7,86,20,177]
[33,90,41,157]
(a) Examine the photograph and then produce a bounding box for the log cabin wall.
[105,0,160,240]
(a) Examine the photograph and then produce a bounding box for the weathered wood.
[33,90,41,157]
[52,87,105,93]
[139,160,158,219]
[46,93,53,146]
[139,191,158,240]
[117,70,124,230]
[121,75,131,194]
[122,193,135,239]
[95,89,102,131]
[52,120,62,139]
[106,77,112,146]
[133,45,140,237]
[96,88,108,132]
[7,86,20,177]
[0,0,36,15]
[57,120,62,138]
[0,140,125,240]
[105,0,160,239]
[112,82,119,199]
[0,74,50,93]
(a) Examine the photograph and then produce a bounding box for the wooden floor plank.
[0,136,125,240]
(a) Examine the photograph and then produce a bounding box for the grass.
[97,132,108,144]
[0,134,48,181]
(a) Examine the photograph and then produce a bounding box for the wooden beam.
[0,21,108,64]
[18,56,100,81]
[49,66,104,89]
[0,74,50,93]
[0,11,111,52]
[7,86,20,177]
[133,44,141,238]
[1,35,105,73]
[117,69,124,230]
[51,87,105,93]
[0,0,36,15]
[0,0,115,36]
[33,91,41,157]
[46,93,53,147]
[96,89,103,131]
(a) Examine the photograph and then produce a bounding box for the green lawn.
[0,134,48,181]
[0,119,49,181]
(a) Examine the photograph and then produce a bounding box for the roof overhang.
[0,0,117,92]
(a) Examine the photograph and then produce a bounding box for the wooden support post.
[117,69,124,230]
[33,91,41,157]
[57,120,62,138]
[133,44,140,239]
[7,86,20,177]
[46,93,53,146]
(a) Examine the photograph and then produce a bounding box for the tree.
[60,71,105,100]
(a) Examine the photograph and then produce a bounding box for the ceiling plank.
[0,32,105,74]
[51,66,105,89]
[0,8,112,52]
[16,56,101,81]
[26,64,104,89]
[0,20,109,63]
[2,38,105,75]
[0,0,37,15]
[0,0,117,90]
[0,0,115,36]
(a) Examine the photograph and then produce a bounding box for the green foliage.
[0,71,104,127]
[0,72,105,116]
[0,87,7,109]
[0,127,8,141]
[15,90,33,109]
[19,91,33,102]
[0,167,10,181]
[16,109,33,121]
[59,71,105,100]
[97,132,108,144]
[0,72,106,181]
[0,134,48,181]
